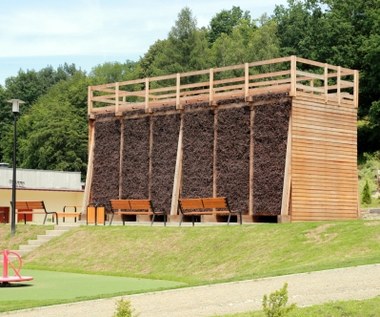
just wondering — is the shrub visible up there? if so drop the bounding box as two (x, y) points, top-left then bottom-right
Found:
(262, 283), (296, 317)
(362, 179), (372, 205)
(113, 298), (139, 317)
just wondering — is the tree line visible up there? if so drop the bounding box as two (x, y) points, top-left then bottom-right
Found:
(0, 0), (379, 177)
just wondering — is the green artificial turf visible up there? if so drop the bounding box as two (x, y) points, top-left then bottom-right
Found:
(0, 269), (184, 312)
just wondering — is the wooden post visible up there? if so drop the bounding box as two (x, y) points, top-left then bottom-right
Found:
(82, 118), (96, 214)
(145, 78), (150, 113)
(119, 118), (124, 199)
(87, 86), (94, 118)
(170, 113), (184, 216)
(280, 111), (292, 218)
(176, 73), (181, 109)
(337, 66), (341, 105)
(115, 82), (120, 116)
(209, 68), (214, 106)
(324, 64), (328, 103)
(290, 55), (297, 97)
(213, 109), (218, 198)
(249, 106), (255, 215)
(148, 115), (153, 200)
(244, 63), (249, 100)
(354, 70), (359, 108)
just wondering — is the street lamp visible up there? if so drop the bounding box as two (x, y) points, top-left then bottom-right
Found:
(7, 99), (25, 236)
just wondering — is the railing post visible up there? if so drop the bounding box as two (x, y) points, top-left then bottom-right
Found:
(337, 66), (341, 105)
(324, 63), (328, 103)
(176, 73), (181, 109)
(354, 70), (359, 108)
(290, 55), (297, 97)
(115, 82), (120, 116)
(145, 77), (150, 113)
(209, 68), (214, 106)
(87, 86), (93, 118)
(244, 63), (249, 100)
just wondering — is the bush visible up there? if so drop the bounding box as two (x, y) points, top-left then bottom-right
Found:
(113, 298), (139, 317)
(362, 179), (372, 205)
(262, 283), (296, 317)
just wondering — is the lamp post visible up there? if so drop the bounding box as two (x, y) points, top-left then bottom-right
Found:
(7, 99), (25, 236)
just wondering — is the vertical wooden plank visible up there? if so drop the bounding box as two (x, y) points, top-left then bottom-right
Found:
(148, 115), (153, 200)
(119, 118), (124, 199)
(145, 78), (150, 113)
(337, 66), (341, 105)
(354, 70), (359, 108)
(249, 106), (255, 215)
(87, 86), (93, 117)
(209, 68), (214, 105)
(281, 110), (292, 217)
(324, 64), (328, 103)
(244, 63), (249, 100)
(213, 109), (218, 198)
(170, 113), (184, 215)
(82, 118), (95, 214)
(176, 73), (181, 109)
(290, 55), (297, 97)
(115, 82), (120, 115)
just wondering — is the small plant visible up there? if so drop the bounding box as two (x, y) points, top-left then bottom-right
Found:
(361, 179), (372, 205)
(113, 298), (139, 317)
(262, 283), (296, 317)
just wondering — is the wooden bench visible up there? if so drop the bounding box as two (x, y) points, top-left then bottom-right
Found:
(109, 199), (167, 226)
(178, 197), (242, 226)
(13, 201), (58, 225)
(55, 205), (82, 223)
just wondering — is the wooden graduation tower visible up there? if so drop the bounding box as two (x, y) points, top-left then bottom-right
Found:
(85, 56), (359, 222)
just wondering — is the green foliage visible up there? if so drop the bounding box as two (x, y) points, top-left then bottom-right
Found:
(113, 298), (139, 317)
(361, 179), (372, 205)
(262, 283), (296, 317)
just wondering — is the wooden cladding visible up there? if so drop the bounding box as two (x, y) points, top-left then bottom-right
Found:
(88, 56), (358, 116)
(290, 96), (358, 221)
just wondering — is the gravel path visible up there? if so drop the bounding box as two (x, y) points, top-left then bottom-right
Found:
(2, 264), (380, 317)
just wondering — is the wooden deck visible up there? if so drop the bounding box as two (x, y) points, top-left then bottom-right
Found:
(88, 56), (358, 116)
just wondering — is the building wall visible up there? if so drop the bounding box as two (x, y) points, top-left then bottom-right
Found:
(0, 188), (84, 223)
(290, 96), (358, 220)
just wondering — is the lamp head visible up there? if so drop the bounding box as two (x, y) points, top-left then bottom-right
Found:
(7, 99), (25, 114)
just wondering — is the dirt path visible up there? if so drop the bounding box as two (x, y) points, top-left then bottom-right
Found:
(2, 264), (380, 317)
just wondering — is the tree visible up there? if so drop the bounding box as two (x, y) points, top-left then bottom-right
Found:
(208, 6), (252, 44)
(1, 72), (89, 176)
(89, 60), (138, 85)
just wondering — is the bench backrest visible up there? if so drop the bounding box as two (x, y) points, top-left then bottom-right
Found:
(179, 198), (203, 210)
(179, 197), (230, 211)
(14, 201), (46, 211)
(110, 199), (152, 211)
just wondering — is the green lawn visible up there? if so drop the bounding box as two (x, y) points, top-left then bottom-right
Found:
(1, 220), (380, 313)
(218, 296), (380, 317)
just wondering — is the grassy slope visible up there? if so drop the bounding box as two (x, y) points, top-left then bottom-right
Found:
(0, 224), (53, 250)
(22, 220), (380, 285)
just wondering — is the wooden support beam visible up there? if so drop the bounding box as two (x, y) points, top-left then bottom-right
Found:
(145, 78), (151, 113)
(82, 118), (96, 214)
(281, 111), (292, 217)
(87, 86), (93, 117)
(170, 113), (184, 215)
(115, 82), (121, 116)
(337, 66), (341, 106)
(119, 118), (124, 199)
(209, 68), (214, 106)
(213, 109), (218, 198)
(354, 70), (359, 108)
(244, 63), (249, 100)
(249, 106), (255, 215)
(324, 64), (328, 103)
(148, 115), (153, 200)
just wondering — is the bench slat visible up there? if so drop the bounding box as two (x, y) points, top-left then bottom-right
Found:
(179, 198), (204, 209)
(202, 197), (228, 209)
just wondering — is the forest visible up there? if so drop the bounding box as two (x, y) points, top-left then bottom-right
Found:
(0, 0), (379, 193)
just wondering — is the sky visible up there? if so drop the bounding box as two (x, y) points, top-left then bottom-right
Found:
(0, 0), (288, 86)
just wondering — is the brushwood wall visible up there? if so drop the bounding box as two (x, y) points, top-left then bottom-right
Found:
(89, 93), (292, 220)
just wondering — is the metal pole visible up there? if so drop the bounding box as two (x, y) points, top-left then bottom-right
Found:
(11, 112), (17, 236)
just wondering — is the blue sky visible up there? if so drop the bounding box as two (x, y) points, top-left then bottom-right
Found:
(0, 0), (288, 86)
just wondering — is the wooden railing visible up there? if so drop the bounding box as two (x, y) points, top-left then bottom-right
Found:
(88, 56), (359, 116)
